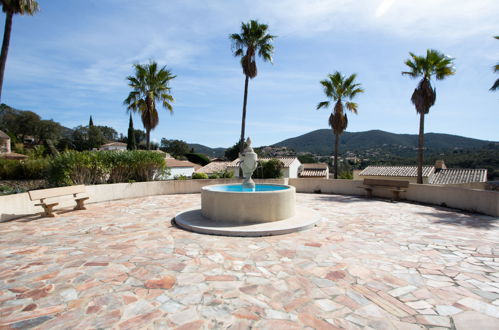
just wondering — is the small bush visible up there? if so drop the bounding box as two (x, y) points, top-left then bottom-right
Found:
(192, 172), (209, 179)
(208, 173), (219, 179)
(253, 159), (283, 179)
(174, 174), (187, 180)
(217, 170), (234, 178)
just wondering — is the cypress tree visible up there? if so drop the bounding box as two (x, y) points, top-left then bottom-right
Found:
(127, 113), (136, 150)
(89, 115), (94, 127)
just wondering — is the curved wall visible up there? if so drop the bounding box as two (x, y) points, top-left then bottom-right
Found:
(1, 178), (497, 221)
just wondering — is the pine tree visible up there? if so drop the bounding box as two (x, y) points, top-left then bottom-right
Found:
(127, 113), (136, 150)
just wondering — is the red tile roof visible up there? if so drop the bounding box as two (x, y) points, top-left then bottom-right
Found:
(0, 152), (28, 160)
(165, 158), (201, 169)
(359, 166), (434, 177)
(430, 168), (487, 184)
(196, 161), (231, 174)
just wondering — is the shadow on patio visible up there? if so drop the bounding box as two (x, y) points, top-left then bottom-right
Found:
(418, 210), (498, 230)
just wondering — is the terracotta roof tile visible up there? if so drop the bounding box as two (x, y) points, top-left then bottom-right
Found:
(101, 142), (127, 147)
(302, 163), (328, 169)
(430, 168), (488, 184)
(0, 152), (28, 160)
(359, 166), (434, 177)
(0, 130), (10, 139)
(165, 158), (199, 169)
(196, 161), (231, 174)
(299, 169), (328, 177)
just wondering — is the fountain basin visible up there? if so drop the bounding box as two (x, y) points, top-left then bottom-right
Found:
(201, 184), (296, 224)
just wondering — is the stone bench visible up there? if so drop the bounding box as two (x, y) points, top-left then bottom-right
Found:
(28, 185), (89, 217)
(359, 179), (409, 201)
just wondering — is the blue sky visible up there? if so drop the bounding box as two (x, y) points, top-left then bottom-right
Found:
(2, 0), (498, 148)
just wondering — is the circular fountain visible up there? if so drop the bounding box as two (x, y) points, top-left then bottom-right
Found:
(174, 138), (320, 236)
(201, 183), (296, 224)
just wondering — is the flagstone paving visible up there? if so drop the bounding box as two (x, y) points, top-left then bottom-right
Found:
(0, 193), (498, 329)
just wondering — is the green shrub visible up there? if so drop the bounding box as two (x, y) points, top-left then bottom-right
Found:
(48, 150), (167, 186)
(174, 174), (187, 180)
(208, 173), (219, 179)
(253, 159), (283, 179)
(219, 170), (234, 178)
(192, 172), (209, 179)
(0, 158), (49, 180)
(184, 153), (211, 166)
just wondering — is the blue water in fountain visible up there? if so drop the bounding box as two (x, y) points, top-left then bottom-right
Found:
(207, 184), (289, 192)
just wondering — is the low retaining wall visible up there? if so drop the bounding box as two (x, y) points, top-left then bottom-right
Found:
(1, 178), (497, 221)
(0, 179), (287, 221)
(288, 178), (499, 217)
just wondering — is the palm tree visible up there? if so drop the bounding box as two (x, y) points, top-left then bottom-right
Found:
(124, 61), (175, 150)
(0, 0), (39, 102)
(490, 36), (499, 91)
(317, 72), (364, 179)
(402, 49), (455, 184)
(230, 20), (276, 153)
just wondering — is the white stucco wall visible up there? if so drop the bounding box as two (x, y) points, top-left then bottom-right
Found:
(167, 167), (195, 179)
(287, 159), (301, 179)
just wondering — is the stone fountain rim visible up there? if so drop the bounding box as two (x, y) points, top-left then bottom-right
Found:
(202, 183), (295, 194)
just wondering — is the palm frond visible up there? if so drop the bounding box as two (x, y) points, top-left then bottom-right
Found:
(316, 101), (329, 110)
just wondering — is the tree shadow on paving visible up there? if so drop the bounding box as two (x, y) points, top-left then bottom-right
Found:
(417, 211), (498, 230)
(314, 194), (386, 204)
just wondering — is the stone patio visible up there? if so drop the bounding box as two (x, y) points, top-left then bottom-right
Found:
(0, 193), (498, 329)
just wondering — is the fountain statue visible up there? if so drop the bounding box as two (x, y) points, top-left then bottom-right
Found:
(174, 136), (320, 236)
(239, 137), (258, 189)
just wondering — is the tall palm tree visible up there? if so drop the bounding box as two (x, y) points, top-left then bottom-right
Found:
(0, 0), (39, 102)
(317, 72), (364, 179)
(124, 61), (175, 150)
(230, 20), (276, 153)
(490, 36), (499, 92)
(402, 49), (455, 184)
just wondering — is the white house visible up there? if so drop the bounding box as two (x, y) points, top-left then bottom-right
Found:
(100, 142), (127, 151)
(299, 163), (329, 179)
(0, 130), (11, 153)
(227, 157), (302, 178)
(165, 158), (200, 179)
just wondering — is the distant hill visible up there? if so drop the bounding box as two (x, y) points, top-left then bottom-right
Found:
(188, 143), (226, 158)
(272, 129), (495, 156)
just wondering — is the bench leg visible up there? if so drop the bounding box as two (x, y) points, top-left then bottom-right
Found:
(74, 197), (89, 211)
(42, 205), (57, 217)
(364, 188), (373, 198)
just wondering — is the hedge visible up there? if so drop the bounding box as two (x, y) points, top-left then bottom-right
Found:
(48, 150), (168, 186)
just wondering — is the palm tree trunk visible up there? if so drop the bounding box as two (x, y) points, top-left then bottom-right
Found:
(0, 12), (13, 102)
(146, 128), (151, 150)
(334, 132), (339, 179)
(239, 75), (249, 154)
(417, 112), (425, 184)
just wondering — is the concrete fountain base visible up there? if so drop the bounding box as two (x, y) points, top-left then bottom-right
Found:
(174, 206), (321, 237)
